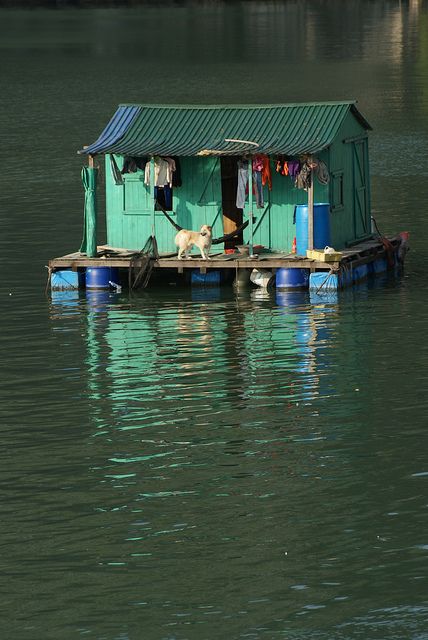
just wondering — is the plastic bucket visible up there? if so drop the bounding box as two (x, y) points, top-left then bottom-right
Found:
(295, 203), (331, 256)
(276, 267), (309, 289)
(85, 267), (120, 289)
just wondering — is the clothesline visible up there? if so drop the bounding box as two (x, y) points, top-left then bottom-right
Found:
(235, 153), (329, 209)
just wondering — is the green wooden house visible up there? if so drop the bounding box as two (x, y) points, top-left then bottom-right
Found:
(80, 102), (372, 256)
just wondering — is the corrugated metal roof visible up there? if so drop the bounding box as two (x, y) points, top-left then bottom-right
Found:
(80, 102), (371, 157)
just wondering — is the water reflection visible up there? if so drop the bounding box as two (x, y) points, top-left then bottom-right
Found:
(67, 286), (347, 446)
(45, 282), (427, 637)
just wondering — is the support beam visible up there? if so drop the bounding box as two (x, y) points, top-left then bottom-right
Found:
(150, 156), (155, 237)
(248, 158), (254, 255)
(308, 168), (314, 251)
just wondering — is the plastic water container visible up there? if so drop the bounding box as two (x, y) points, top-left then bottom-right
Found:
(309, 271), (339, 291)
(51, 269), (84, 290)
(276, 267), (309, 289)
(85, 267), (120, 289)
(295, 203), (331, 255)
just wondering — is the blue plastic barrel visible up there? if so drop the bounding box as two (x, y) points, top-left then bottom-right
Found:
(51, 269), (84, 290)
(191, 270), (221, 286)
(368, 257), (388, 275)
(352, 264), (368, 283)
(85, 267), (120, 289)
(276, 268), (309, 289)
(295, 203), (331, 256)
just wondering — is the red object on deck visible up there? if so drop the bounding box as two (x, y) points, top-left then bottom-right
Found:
(291, 237), (297, 253)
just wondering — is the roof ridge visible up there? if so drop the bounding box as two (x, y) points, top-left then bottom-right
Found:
(118, 101), (357, 109)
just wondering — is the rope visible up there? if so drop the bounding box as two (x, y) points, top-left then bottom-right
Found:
(155, 201), (182, 231)
(155, 199), (249, 244)
(315, 267), (340, 294)
(211, 220), (249, 244)
(371, 215), (395, 267)
(45, 266), (52, 294)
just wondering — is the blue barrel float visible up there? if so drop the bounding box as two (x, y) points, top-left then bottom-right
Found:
(276, 267), (309, 289)
(191, 270), (221, 286)
(295, 203), (331, 255)
(85, 266), (120, 289)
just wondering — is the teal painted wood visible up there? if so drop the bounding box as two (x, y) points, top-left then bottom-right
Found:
(328, 112), (371, 248)
(243, 159), (329, 252)
(351, 139), (370, 239)
(175, 157), (224, 254)
(105, 155), (224, 254)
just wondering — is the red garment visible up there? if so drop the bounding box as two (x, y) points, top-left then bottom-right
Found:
(261, 155), (272, 190)
(252, 155), (264, 172)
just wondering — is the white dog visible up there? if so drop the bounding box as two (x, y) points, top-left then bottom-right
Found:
(175, 224), (212, 260)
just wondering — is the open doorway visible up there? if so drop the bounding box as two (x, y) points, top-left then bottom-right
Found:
(220, 157), (243, 249)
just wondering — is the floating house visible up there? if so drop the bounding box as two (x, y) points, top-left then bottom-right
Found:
(50, 101), (407, 291)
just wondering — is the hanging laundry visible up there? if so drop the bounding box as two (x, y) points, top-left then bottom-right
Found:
(253, 170), (264, 208)
(287, 160), (301, 178)
(250, 157), (263, 208)
(261, 156), (272, 190)
(236, 159), (249, 209)
(252, 155), (264, 172)
(121, 156), (147, 174)
(295, 161), (312, 190)
(172, 157), (182, 187)
(144, 157), (175, 187)
(275, 157), (288, 176)
(314, 159), (330, 185)
(155, 185), (172, 210)
(165, 157), (176, 187)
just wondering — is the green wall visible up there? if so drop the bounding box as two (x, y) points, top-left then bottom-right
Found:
(246, 153), (329, 252)
(105, 156), (224, 254)
(328, 114), (371, 248)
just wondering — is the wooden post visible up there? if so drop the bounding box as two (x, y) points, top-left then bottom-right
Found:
(248, 158), (254, 255)
(150, 156), (155, 237)
(308, 166), (314, 251)
(88, 154), (95, 169)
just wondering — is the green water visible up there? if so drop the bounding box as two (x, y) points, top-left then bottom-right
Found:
(1, 3), (427, 639)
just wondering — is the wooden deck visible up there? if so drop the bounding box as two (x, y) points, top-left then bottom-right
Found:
(48, 236), (400, 274)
